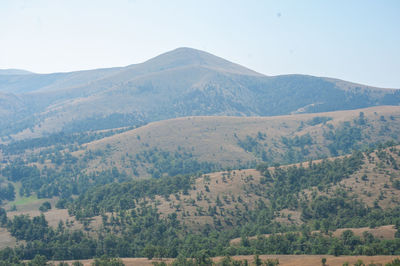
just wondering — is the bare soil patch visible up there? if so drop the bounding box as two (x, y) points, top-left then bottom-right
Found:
(0, 228), (17, 250)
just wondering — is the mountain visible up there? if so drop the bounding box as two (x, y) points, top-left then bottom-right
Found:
(0, 69), (33, 76)
(2, 48), (400, 265)
(0, 47), (399, 140)
(0, 48), (260, 95)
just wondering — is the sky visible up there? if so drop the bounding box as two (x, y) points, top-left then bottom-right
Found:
(1, 0), (399, 88)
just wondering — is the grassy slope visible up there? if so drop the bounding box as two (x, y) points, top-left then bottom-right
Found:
(75, 105), (400, 176)
(4, 105), (399, 178)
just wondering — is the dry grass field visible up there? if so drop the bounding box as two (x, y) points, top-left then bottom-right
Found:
(332, 225), (396, 240)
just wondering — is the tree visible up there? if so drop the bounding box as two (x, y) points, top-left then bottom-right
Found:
(194, 250), (212, 265)
(39, 201), (51, 212)
(353, 259), (365, 266)
(265, 259), (279, 266)
(28, 254), (47, 266)
(143, 244), (156, 260)
(254, 254), (262, 266)
(0, 208), (7, 226)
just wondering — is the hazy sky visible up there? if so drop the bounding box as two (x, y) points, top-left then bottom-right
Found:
(1, 0), (399, 88)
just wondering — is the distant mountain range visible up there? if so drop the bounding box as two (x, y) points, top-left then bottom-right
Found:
(0, 69), (33, 76)
(0, 47), (399, 140)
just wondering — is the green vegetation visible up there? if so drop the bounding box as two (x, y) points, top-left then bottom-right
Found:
(39, 202), (51, 212)
(69, 174), (194, 217)
(1, 158), (130, 199)
(136, 148), (219, 178)
(237, 132), (314, 164)
(386, 258), (400, 266)
(237, 135), (267, 162)
(0, 181), (15, 204)
(0, 127), (136, 156)
(62, 114), (144, 134)
(91, 256), (124, 266)
(231, 228), (400, 256)
(324, 121), (363, 156)
(281, 134), (313, 148)
(257, 151), (363, 210)
(307, 116), (332, 126)
(167, 254), (278, 266)
(10, 195), (38, 206)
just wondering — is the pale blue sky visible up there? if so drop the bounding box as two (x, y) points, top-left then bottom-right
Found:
(1, 0), (399, 88)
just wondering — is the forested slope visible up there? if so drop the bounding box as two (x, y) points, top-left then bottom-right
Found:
(1, 144), (400, 263)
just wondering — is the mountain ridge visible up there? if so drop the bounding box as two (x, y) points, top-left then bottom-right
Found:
(0, 69), (34, 76)
(0, 47), (400, 140)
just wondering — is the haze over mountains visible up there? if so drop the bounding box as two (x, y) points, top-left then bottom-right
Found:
(0, 47), (399, 140)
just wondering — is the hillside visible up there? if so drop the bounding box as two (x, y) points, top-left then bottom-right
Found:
(2, 144), (400, 261)
(120, 145), (400, 232)
(0, 106), (399, 205)
(1, 48), (400, 263)
(0, 47), (399, 140)
(1, 136), (400, 263)
(75, 105), (400, 177)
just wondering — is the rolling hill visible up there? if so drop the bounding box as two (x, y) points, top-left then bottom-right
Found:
(74, 105), (400, 177)
(110, 144), (400, 232)
(0, 105), (399, 209)
(3, 141), (399, 261)
(0, 47), (399, 140)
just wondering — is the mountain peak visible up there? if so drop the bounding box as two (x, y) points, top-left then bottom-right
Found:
(138, 47), (263, 76)
(167, 46), (207, 55)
